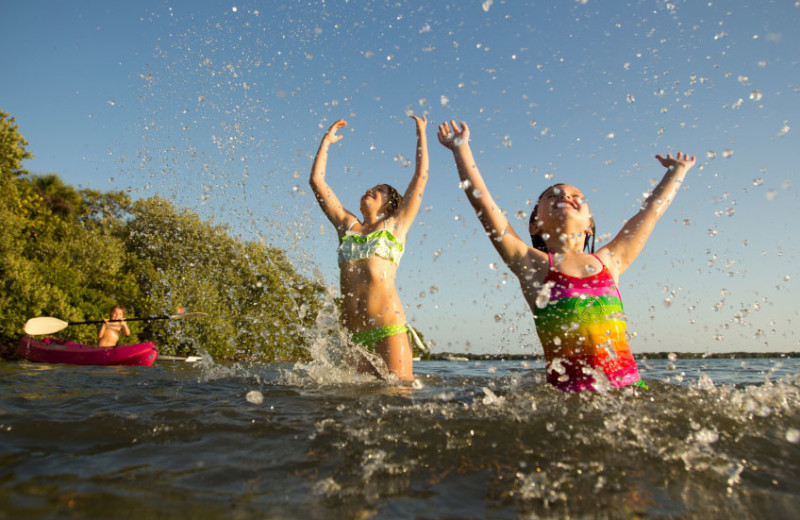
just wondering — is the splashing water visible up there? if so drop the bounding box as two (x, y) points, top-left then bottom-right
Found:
(283, 286), (388, 386)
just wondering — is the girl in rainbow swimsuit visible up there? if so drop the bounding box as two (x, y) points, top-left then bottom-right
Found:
(437, 120), (695, 391)
(310, 116), (429, 382)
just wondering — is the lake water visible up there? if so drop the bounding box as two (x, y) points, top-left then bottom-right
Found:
(1, 356), (798, 519)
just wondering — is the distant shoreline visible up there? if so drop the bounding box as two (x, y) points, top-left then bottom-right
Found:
(427, 351), (800, 361)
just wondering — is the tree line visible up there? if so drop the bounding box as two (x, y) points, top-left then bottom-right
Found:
(0, 110), (325, 361)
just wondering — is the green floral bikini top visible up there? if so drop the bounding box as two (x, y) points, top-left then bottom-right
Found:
(337, 221), (405, 265)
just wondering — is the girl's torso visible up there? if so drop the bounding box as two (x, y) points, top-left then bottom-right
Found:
(337, 220), (407, 332)
(523, 252), (641, 391)
(98, 323), (122, 347)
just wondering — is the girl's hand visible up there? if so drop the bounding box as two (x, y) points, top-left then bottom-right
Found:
(410, 114), (427, 134)
(437, 120), (469, 150)
(655, 152), (696, 170)
(322, 119), (347, 145)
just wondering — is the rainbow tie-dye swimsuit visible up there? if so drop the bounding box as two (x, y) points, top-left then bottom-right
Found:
(533, 254), (643, 392)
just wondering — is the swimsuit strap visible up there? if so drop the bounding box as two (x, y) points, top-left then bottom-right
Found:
(590, 253), (605, 268)
(547, 252), (554, 267)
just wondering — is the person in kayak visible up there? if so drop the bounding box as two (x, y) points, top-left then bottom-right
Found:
(98, 305), (130, 347)
(310, 115), (429, 382)
(437, 119), (696, 391)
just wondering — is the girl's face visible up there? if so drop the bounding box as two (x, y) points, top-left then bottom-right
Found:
(530, 184), (593, 236)
(110, 308), (125, 320)
(361, 185), (390, 213)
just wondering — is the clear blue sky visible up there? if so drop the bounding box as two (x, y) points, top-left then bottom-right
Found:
(2, 1), (798, 354)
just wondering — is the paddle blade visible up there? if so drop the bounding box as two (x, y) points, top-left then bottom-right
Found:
(24, 317), (69, 335)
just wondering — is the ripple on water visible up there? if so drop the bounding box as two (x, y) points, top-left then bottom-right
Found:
(0, 359), (798, 518)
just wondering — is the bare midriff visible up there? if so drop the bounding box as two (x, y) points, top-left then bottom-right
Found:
(339, 257), (406, 333)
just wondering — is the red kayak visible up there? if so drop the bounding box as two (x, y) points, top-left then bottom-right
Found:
(16, 337), (159, 366)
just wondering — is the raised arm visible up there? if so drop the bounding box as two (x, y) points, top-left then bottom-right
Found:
(390, 115), (429, 237)
(437, 120), (540, 273)
(600, 152), (696, 278)
(309, 119), (356, 234)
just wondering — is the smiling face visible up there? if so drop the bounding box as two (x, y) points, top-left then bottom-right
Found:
(360, 184), (401, 218)
(529, 184), (595, 249)
(361, 185), (390, 213)
(110, 306), (125, 320)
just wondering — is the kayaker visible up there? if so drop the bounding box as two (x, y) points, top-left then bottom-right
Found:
(98, 305), (130, 347)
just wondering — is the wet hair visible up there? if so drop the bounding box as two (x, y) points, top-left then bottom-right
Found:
(381, 184), (402, 216)
(529, 184), (596, 254)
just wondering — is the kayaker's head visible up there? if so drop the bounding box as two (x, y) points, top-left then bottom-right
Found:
(110, 305), (126, 321)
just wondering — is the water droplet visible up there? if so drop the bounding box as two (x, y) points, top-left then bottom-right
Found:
(472, 188), (483, 199)
(246, 390), (263, 405)
(393, 153), (411, 167)
(544, 172), (554, 180)
(489, 262), (497, 270)
(664, 298), (672, 308)
(694, 428), (719, 444)
(515, 210), (527, 220)
(786, 428), (800, 444)
(706, 150), (717, 160)
(626, 93), (636, 104)
(440, 95), (450, 106)
(749, 90), (763, 101)
(493, 314), (503, 322)
(752, 178), (764, 186)
(722, 149), (734, 159)
(458, 179), (472, 190)
(535, 282), (554, 309)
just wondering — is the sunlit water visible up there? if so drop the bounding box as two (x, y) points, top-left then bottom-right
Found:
(1, 355), (798, 519)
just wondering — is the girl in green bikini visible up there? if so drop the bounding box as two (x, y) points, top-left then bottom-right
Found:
(310, 115), (429, 382)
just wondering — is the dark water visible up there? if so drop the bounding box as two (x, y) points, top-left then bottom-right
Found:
(1, 356), (798, 519)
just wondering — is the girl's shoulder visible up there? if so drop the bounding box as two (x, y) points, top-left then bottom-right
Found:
(593, 248), (623, 281)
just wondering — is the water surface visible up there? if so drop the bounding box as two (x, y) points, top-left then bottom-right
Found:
(1, 357), (798, 518)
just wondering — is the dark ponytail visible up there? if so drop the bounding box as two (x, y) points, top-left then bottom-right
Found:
(382, 184), (402, 216)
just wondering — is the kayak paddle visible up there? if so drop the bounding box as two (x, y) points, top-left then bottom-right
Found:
(24, 313), (208, 335)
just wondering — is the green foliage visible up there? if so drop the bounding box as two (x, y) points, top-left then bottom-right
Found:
(124, 196), (324, 360)
(1, 109), (324, 362)
(0, 110), (32, 178)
